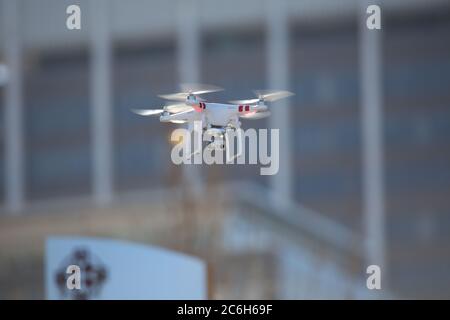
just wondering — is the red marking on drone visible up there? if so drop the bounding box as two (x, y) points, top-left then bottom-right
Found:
(239, 105), (250, 113)
(194, 102), (206, 112)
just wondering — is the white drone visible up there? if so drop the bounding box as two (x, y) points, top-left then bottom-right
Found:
(132, 83), (294, 149)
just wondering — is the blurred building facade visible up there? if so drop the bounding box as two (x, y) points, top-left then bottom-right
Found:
(1, 0), (450, 299)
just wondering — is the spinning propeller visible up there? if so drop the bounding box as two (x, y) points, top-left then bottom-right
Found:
(131, 102), (190, 117)
(158, 83), (223, 101)
(131, 83), (222, 117)
(229, 90), (294, 105)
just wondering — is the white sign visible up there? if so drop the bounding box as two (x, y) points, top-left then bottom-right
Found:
(46, 236), (206, 299)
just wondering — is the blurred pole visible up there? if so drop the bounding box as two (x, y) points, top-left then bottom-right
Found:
(0, 64), (9, 87)
(89, 0), (113, 206)
(176, 0), (203, 197)
(359, 1), (386, 279)
(267, 0), (292, 208)
(2, 0), (25, 214)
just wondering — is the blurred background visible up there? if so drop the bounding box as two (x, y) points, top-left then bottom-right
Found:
(0, 0), (450, 299)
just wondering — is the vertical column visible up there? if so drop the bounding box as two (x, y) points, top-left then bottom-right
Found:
(89, 0), (113, 206)
(2, 0), (25, 214)
(359, 1), (386, 279)
(267, 0), (292, 208)
(176, 0), (203, 197)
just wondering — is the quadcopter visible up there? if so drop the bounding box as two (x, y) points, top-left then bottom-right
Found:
(132, 83), (294, 150)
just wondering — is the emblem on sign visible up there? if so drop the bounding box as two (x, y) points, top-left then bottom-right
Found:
(55, 248), (108, 300)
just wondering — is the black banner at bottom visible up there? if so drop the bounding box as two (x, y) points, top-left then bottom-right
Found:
(0, 300), (437, 318)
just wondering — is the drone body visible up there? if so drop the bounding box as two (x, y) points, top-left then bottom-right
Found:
(159, 102), (268, 126)
(132, 84), (293, 149)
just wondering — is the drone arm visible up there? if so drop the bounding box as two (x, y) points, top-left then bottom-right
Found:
(239, 110), (271, 120)
(131, 109), (164, 116)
